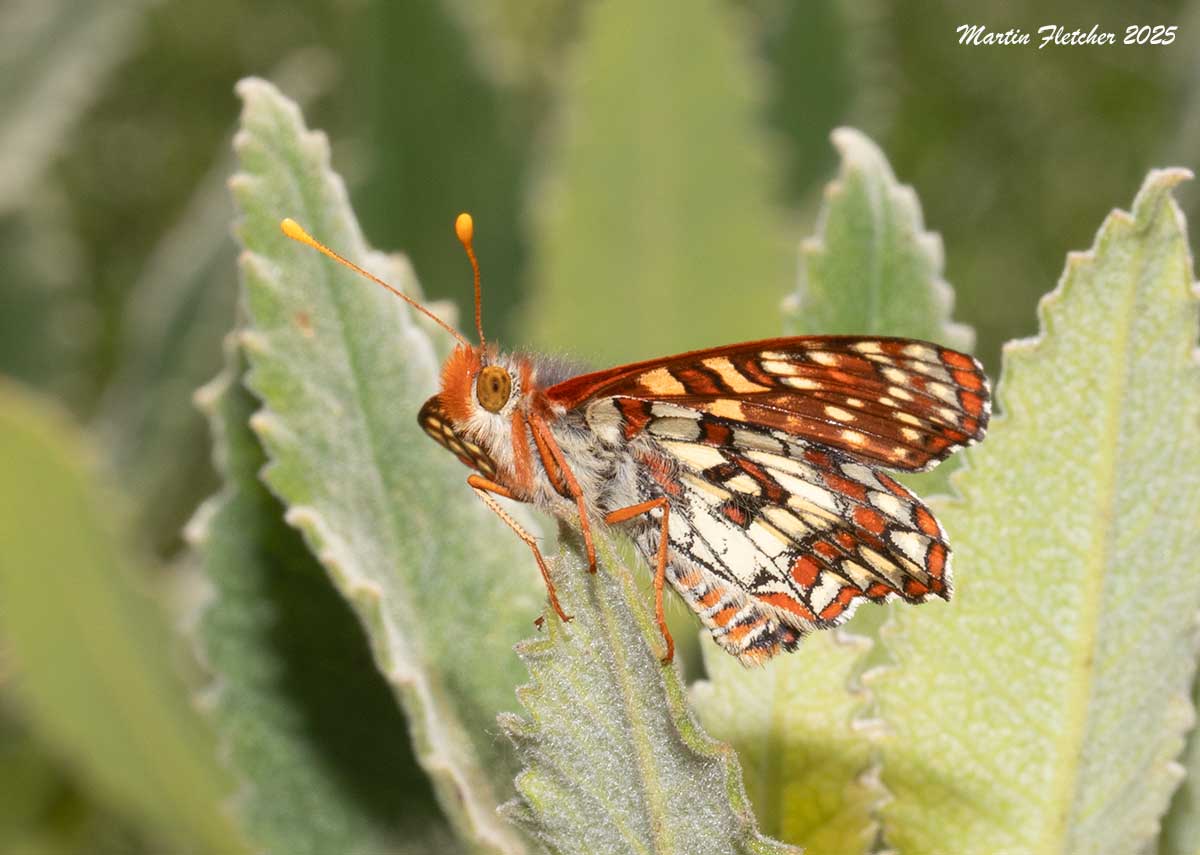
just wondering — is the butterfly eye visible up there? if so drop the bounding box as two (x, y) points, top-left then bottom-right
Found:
(476, 365), (512, 412)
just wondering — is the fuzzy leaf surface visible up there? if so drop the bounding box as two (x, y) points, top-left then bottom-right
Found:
(0, 381), (245, 855)
(230, 78), (543, 854)
(788, 127), (973, 350)
(871, 169), (1200, 855)
(1161, 671), (1200, 855)
(188, 340), (461, 855)
(501, 530), (798, 855)
(690, 632), (880, 853)
(525, 0), (790, 363)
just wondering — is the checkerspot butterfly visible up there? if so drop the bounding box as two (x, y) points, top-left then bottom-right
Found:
(281, 214), (990, 666)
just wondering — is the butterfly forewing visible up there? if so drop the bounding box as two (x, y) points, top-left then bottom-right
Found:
(548, 335), (990, 472)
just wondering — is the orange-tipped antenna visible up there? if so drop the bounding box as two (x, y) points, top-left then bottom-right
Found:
(454, 212), (486, 349)
(280, 218), (469, 348)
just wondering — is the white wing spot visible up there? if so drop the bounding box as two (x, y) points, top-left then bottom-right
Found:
(901, 427), (921, 443)
(926, 381), (959, 405)
(782, 376), (823, 391)
(746, 450), (815, 479)
(841, 429), (868, 446)
(882, 368), (908, 384)
(840, 462), (883, 489)
(761, 358), (798, 375)
(825, 406), (855, 422)
(889, 530), (929, 568)
(839, 559), (876, 589)
(775, 472), (840, 514)
(888, 385), (915, 402)
(895, 411), (922, 426)
(725, 474), (761, 496)
(861, 546), (899, 577)
(762, 507), (809, 540)
(733, 429), (784, 453)
(808, 573), (843, 612)
(869, 490), (909, 521)
(809, 351), (839, 366)
(746, 521), (787, 561)
(661, 440), (726, 470)
(649, 417), (703, 441)
(852, 341), (883, 355)
(846, 397), (866, 408)
(683, 474), (731, 505)
(649, 402), (703, 419)
(902, 343), (937, 361)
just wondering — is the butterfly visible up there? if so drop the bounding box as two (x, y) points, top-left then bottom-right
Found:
(280, 214), (990, 666)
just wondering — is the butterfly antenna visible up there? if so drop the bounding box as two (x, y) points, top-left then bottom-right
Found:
(454, 212), (486, 350)
(279, 219), (470, 348)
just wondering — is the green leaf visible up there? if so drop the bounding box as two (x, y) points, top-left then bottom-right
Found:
(871, 169), (1200, 855)
(0, 1), (147, 212)
(0, 704), (154, 855)
(788, 127), (972, 350)
(0, 380), (246, 855)
(230, 77), (543, 853)
(440, 0), (582, 93)
(187, 338), (462, 855)
(0, 192), (92, 411)
(93, 55), (336, 555)
(93, 157), (236, 554)
(501, 530), (799, 855)
(1161, 676), (1200, 855)
(690, 632), (881, 853)
(525, 0), (791, 363)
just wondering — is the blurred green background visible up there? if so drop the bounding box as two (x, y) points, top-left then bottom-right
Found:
(2, 0), (1197, 851)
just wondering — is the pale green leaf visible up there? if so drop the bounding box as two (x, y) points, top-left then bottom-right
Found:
(1161, 673), (1200, 855)
(0, 380), (246, 855)
(501, 530), (799, 855)
(0, 190), (92, 410)
(0, 0), (147, 212)
(871, 169), (1200, 855)
(230, 77), (543, 853)
(94, 156), (236, 553)
(788, 127), (972, 350)
(690, 632), (881, 853)
(93, 55), (337, 554)
(0, 705), (152, 855)
(186, 338), (461, 855)
(525, 0), (791, 363)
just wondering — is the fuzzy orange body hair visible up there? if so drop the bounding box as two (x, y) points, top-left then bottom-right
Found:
(438, 345), (483, 423)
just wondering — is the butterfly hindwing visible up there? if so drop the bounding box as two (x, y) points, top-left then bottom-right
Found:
(611, 403), (953, 664)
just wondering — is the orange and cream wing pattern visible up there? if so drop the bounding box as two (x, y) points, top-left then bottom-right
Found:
(548, 335), (990, 472)
(629, 412), (953, 664)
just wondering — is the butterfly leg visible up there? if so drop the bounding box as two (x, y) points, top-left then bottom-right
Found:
(528, 414), (598, 574)
(467, 474), (572, 624)
(604, 498), (674, 664)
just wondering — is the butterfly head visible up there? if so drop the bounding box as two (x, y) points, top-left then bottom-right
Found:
(279, 213), (518, 479)
(419, 344), (528, 478)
